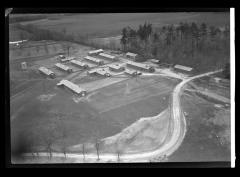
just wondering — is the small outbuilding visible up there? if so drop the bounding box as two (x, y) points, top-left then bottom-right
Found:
(126, 52), (138, 60)
(88, 49), (104, 56)
(21, 62), (27, 70)
(149, 59), (160, 64)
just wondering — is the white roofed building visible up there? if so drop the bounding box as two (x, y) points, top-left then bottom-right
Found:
(84, 56), (104, 65)
(124, 69), (139, 76)
(38, 67), (56, 78)
(57, 79), (87, 96)
(149, 59), (160, 64)
(98, 53), (117, 61)
(88, 49), (104, 56)
(126, 61), (155, 73)
(108, 63), (125, 72)
(60, 56), (75, 63)
(126, 52), (138, 60)
(87, 68), (111, 77)
(70, 60), (89, 69)
(174, 64), (193, 72)
(55, 63), (73, 73)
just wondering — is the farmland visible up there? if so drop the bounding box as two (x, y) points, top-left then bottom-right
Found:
(13, 13), (229, 38)
(9, 12), (231, 163)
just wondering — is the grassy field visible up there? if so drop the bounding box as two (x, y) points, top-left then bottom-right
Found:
(10, 74), (178, 153)
(13, 12), (230, 39)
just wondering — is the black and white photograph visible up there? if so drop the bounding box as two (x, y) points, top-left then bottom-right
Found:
(6, 8), (235, 167)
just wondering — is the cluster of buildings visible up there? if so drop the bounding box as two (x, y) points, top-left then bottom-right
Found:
(37, 48), (194, 96)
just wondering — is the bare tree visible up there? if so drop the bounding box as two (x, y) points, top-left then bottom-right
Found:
(42, 118), (59, 159)
(115, 140), (123, 162)
(62, 42), (71, 56)
(81, 143), (86, 161)
(95, 138), (100, 161)
(53, 112), (69, 159)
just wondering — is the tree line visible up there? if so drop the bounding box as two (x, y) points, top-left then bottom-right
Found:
(9, 15), (47, 24)
(12, 22), (230, 77)
(120, 22), (230, 74)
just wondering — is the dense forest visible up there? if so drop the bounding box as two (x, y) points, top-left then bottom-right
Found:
(120, 22), (230, 74)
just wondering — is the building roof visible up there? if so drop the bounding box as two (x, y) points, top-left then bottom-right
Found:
(70, 60), (88, 67)
(39, 67), (55, 75)
(88, 68), (110, 76)
(174, 64), (193, 72)
(126, 61), (151, 70)
(61, 57), (75, 62)
(55, 63), (72, 71)
(9, 40), (27, 44)
(57, 80), (86, 94)
(126, 52), (138, 57)
(108, 63), (124, 70)
(150, 59), (159, 63)
(99, 53), (116, 60)
(88, 49), (104, 55)
(125, 69), (137, 75)
(84, 56), (102, 63)
(96, 69), (110, 76)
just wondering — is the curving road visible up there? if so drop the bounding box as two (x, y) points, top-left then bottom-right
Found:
(23, 70), (222, 163)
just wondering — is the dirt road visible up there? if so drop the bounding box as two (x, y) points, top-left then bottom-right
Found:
(22, 70), (222, 163)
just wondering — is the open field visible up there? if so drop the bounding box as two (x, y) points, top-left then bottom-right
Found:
(11, 71), (179, 153)
(191, 75), (230, 99)
(15, 13), (229, 39)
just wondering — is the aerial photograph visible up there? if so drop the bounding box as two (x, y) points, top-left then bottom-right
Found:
(9, 10), (232, 164)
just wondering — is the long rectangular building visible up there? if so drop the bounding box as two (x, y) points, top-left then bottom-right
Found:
(88, 68), (111, 77)
(57, 79), (87, 96)
(174, 64), (193, 72)
(108, 63), (125, 72)
(70, 60), (89, 69)
(60, 56), (75, 63)
(124, 69), (139, 76)
(99, 53), (117, 61)
(38, 67), (55, 78)
(126, 61), (155, 73)
(55, 63), (73, 73)
(84, 56), (104, 65)
(88, 49), (104, 56)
